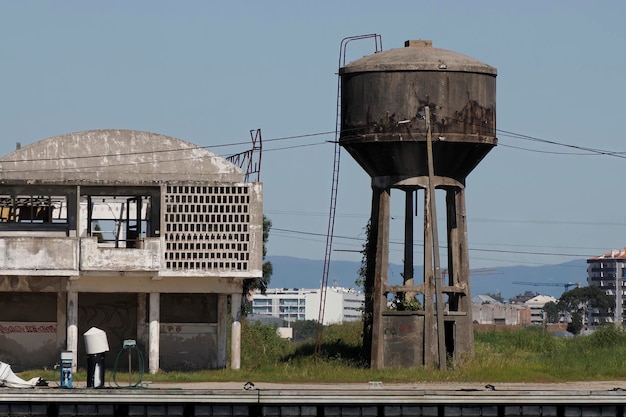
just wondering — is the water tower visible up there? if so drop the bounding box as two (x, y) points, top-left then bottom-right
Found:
(339, 40), (496, 369)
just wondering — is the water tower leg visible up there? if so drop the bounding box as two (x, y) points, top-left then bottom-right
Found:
(369, 186), (390, 370)
(456, 187), (474, 356)
(445, 187), (474, 361)
(404, 190), (414, 293)
(422, 187), (437, 368)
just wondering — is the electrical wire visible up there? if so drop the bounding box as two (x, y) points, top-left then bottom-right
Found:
(270, 227), (596, 259)
(1, 121), (623, 173)
(2, 123), (624, 262)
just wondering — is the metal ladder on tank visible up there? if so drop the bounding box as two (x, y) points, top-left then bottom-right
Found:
(314, 34), (383, 357)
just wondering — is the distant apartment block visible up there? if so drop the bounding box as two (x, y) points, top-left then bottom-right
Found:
(252, 286), (364, 325)
(471, 295), (530, 325)
(587, 248), (626, 326)
(524, 294), (557, 325)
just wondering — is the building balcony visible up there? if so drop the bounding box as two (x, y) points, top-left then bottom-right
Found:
(0, 235), (162, 275)
(80, 237), (161, 272)
(0, 235), (79, 276)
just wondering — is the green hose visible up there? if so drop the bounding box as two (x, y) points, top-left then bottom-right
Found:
(111, 340), (145, 388)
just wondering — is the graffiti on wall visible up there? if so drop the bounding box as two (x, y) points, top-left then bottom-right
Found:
(384, 322), (415, 337)
(0, 323), (56, 333)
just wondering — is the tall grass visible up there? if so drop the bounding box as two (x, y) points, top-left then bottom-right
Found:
(18, 323), (626, 384)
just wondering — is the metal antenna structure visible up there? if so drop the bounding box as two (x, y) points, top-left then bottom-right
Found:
(314, 34), (382, 357)
(226, 129), (263, 182)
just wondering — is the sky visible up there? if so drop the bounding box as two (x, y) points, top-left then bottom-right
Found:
(2, 1), (626, 280)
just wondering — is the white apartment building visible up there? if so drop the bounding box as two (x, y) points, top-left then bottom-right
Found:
(587, 248), (626, 326)
(525, 295), (558, 325)
(252, 286), (364, 325)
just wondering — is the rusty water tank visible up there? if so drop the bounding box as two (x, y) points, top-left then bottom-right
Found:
(339, 40), (497, 183)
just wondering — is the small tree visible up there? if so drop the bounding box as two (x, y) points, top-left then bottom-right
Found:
(557, 286), (614, 334)
(241, 215), (273, 316)
(543, 301), (560, 324)
(291, 319), (319, 342)
(358, 219), (374, 365)
(486, 291), (505, 304)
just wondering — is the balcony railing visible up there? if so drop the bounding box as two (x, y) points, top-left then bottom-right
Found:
(0, 236), (78, 275)
(80, 237), (161, 272)
(0, 235), (162, 275)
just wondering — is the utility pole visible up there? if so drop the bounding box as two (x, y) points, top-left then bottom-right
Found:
(425, 106), (446, 370)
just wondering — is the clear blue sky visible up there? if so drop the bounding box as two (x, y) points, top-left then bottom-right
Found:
(2, 1), (626, 273)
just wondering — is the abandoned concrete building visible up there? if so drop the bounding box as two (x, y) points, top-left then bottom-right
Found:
(0, 129), (263, 373)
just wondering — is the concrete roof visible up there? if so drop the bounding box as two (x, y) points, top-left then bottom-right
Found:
(525, 294), (558, 306)
(472, 294), (503, 305)
(0, 129), (243, 185)
(341, 40), (497, 75)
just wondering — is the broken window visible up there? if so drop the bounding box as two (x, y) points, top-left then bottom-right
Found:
(0, 195), (67, 224)
(81, 187), (160, 249)
(0, 186), (73, 235)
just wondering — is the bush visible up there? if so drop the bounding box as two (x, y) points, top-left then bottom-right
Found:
(241, 321), (292, 369)
(475, 327), (559, 355)
(577, 325), (626, 349)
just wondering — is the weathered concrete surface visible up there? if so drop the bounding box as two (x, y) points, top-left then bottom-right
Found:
(0, 237), (78, 274)
(0, 130), (243, 184)
(143, 380), (626, 392)
(79, 237), (161, 272)
(3, 381), (626, 417)
(0, 129), (264, 374)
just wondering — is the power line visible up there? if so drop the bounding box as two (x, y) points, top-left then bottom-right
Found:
(265, 209), (626, 229)
(498, 143), (602, 156)
(3, 121), (625, 172)
(270, 227), (595, 258)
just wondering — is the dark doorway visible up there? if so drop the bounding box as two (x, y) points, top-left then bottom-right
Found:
(77, 293), (138, 369)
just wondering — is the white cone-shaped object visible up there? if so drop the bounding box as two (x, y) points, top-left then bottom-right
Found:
(0, 361), (40, 388)
(84, 327), (109, 354)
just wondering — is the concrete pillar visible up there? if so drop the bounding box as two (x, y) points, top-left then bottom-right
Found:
(370, 186), (390, 370)
(404, 190), (415, 292)
(148, 292), (160, 374)
(66, 291), (78, 372)
(56, 292), (67, 354)
(230, 294), (242, 370)
(422, 186), (437, 368)
(455, 187), (474, 356)
(446, 189), (460, 310)
(136, 293), (147, 350)
(217, 294), (228, 367)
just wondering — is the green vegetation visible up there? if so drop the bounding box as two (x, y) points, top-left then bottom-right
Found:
(20, 322), (626, 385)
(557, 286), (614, 334)
(242, 215), (273, 315)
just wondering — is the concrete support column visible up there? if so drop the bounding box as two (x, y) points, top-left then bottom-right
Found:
(230, 294), (242, 370)
(423, 187), (437, 368)
(455, 187), (474, 355)
(217, 294), (228, 367)
(56, 292), (67, 354)
(148, 292), (160, 374)
(137, 293), (147, 351)
(446, 189), (460, 310)
(66, 291), (78, 372)
(404, 190), (415, 293)
(370, 186), (390, 370)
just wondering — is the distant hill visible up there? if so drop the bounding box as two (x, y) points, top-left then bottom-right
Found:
(265, 255), (588, 301)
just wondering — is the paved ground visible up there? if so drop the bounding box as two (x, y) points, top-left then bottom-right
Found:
(121, 380), (626, 392)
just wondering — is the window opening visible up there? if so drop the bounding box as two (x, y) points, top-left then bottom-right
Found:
(83, 194), (153, 248)
(0, 194), (67, 224)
